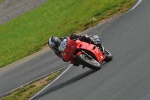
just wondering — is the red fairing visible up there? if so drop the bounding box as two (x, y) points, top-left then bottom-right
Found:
(61, 37), (79, 62)
(61, 37), (106, 63)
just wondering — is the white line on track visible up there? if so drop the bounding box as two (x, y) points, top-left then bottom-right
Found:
(29, 64), (72, 100)
(127, 0), (142, 12)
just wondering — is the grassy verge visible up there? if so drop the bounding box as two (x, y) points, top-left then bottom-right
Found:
(0, 0), (4, 3)
(0, 0), (135, 68)
(0, 71), (60, 100)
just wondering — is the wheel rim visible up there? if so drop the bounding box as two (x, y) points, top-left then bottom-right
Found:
(82, 54), (100, 66)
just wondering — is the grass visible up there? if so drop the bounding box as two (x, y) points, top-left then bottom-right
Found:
(0, 0), (4, 3)
(0, 0), (135, 68)
(0, 71), (60, 100)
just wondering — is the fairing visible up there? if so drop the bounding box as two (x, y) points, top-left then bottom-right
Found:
(61, 37), (105, 63)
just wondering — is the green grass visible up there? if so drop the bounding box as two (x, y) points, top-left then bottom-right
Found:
(0, 0), (4, 3)
(0, 0), (135, 68)
(0, 71), (60, 100)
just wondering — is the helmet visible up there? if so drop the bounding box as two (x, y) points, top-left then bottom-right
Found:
(48, 36), (61, 51)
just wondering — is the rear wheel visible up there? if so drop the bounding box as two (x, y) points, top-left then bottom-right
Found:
(77, 53), (101, 70)
(104, 50), (113, 62)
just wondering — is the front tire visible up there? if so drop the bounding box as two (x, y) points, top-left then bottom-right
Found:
(77, 53), (101, 70)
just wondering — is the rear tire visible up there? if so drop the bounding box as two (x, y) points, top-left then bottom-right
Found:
(104, 50), (113, 62)
(77, 53), (101, 70)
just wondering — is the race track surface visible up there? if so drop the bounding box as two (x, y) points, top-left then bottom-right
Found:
(0, 48), (67, 96)
(1, 0), (150, 100)
(30, 0), (150, 100)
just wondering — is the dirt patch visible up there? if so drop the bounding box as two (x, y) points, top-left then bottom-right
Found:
(0, 0), (46, 25)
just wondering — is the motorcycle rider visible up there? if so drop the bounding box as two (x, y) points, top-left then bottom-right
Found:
(48, 34), (103, 66)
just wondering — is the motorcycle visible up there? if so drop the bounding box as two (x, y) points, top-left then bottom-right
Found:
(59, 36), (113, 70)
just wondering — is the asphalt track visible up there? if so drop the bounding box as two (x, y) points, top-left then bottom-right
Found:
(29, 0), (150, 100)
(1, 0), (150, 100)
(0, 48), (69, 96)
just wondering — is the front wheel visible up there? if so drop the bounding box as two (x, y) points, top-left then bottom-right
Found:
(77, 53), (101, 70)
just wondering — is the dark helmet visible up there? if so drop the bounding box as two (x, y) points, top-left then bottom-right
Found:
(48, 36), (61, 51)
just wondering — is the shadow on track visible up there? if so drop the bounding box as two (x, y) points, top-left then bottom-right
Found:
(33, 70), (96, 100)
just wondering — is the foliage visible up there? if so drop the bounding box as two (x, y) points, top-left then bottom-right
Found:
(0, 0), (135, 68)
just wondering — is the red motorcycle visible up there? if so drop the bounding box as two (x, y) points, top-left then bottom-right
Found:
(59, 37), (113, 70)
